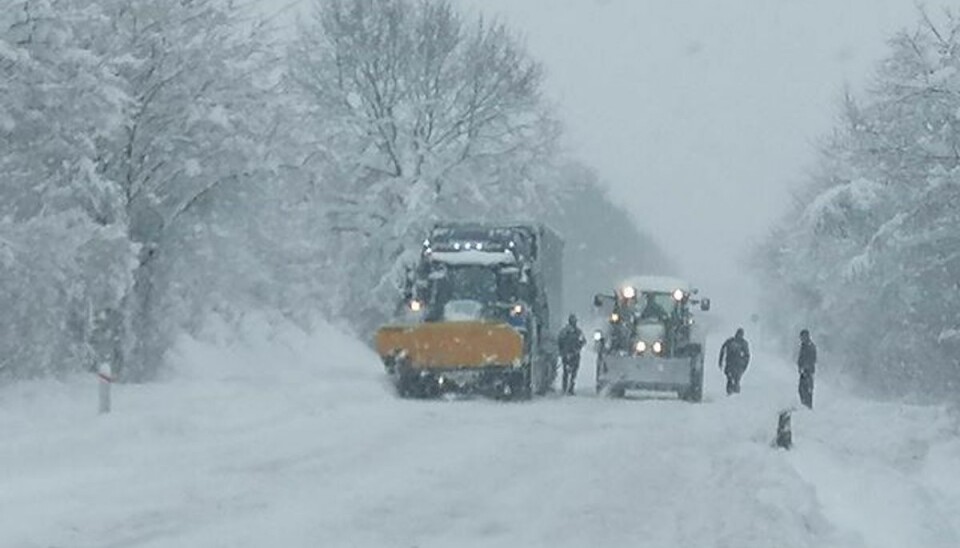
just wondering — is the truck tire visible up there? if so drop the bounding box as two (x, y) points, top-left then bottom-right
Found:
(513, 367), (533, 400)
(680, 356), (704, 403)
(595, 355), (608, 395)
(395, 359), (413, 398)
(684, 376), (703, 403)
(395, 358), (430, 399)
(397, 374), (414, 398)
(535, 352), (555, 395)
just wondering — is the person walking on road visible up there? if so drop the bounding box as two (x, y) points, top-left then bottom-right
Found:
(718, 327), (750, 395)
(797, 329), (817, 409)
(558, 314), (587, 395)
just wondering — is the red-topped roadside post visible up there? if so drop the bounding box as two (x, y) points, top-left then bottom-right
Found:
(98, 362), (113, 414)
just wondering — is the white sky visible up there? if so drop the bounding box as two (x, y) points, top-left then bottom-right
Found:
(451, 0), (928, 317)
(261, 0), (925, 319)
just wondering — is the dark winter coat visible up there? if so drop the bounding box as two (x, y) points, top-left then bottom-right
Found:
(719, 336), (750, 370)
(558, 325), (586, 356)
(798, 340), (817, 374)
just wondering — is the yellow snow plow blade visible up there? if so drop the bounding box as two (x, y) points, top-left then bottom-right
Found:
(375, 322), (524, 369)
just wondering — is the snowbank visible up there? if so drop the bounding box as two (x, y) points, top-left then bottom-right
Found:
(0, 318), (957, 547)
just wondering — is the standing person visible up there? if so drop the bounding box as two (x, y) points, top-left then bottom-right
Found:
(797, 329), (817, 409)
(558, 314), (587, 395)
(718, 327), (751, 395)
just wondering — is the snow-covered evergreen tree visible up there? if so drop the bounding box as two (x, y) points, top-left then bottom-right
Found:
(757, 7), (960, 398)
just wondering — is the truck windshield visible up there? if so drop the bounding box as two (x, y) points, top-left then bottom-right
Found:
(622, 292), (676, 321)
(433, 265), (498, 305)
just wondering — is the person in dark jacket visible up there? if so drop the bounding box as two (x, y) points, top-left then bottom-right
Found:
(797, 329), (817, 409)
(558, 314), (587, 395)
(718, 327), (750, 395)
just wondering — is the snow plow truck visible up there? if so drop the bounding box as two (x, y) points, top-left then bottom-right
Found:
(592, 276), (710, 402)
(375, 222), (563, 399)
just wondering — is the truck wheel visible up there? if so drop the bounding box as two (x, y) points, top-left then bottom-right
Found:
(512, 368), (533, 400)
(395, 359), (429, 399)
(595, 355), (608, 394)
(690, 376), (703, 402)
(395, 359), (413, 398)
(497, 368), (530, 401)
(681, 382), (703, 403)
(534, 353), (555, 396)
(682, 363), (704, 403)
(397, 375), (413, 398)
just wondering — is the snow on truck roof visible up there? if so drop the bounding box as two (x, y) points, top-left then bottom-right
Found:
(428, 250), (516, 266)
(619, 275), (691, 294)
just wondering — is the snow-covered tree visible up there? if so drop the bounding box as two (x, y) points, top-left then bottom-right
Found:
(0, 0), (669, 382)
(72, 0), (296, 379)
(289, 0), (560, 334)
(757, 7), (960, 399)
(0, 1), (128, 224)
(0, 1), (135, 379)
(1, 0), (327, 380)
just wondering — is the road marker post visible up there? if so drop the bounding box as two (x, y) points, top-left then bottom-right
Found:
(775, 408), (792, 449)
(97, 362), (113, 414)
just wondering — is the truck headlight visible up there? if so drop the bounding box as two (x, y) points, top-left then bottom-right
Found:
(610, 312), (620, 323)
(621, 286), (636, 299)
(409, 300), (423, 312)
(593, 330), (603, 342)
(510, 303), (523, 316)
(673, 289), (685, 302)
(652, 340), (663, 354)
(635, 340), (647, 354)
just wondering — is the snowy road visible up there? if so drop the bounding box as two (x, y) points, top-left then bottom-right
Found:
(2, 317), (958, 547)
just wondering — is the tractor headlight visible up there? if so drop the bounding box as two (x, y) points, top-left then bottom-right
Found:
(652, 340), (663, 354)
(673, 288), (685, 302)
(593, 330), (603, 342)
(409, 299), (423, 312)
(510, 303), (524, 316)
(635, 340), (647, 354)
(621, 286), (636, 300)
(610, 312), (620, 323)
